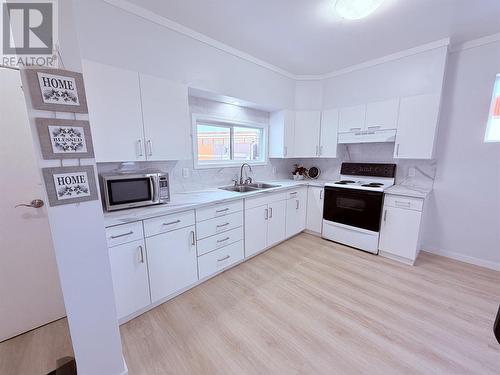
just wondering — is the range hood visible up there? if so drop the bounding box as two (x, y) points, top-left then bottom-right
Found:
(338, 129), (396, 144)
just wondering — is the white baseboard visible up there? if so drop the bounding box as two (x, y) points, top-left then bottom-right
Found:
(423, 248), (500, 271)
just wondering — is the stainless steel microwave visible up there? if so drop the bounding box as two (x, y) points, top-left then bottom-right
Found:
(101, 171), (170, 211)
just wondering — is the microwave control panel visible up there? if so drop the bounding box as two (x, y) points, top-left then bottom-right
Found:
(159, 176), (170, 202)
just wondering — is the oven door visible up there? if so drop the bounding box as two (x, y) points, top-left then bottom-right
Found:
(323, 186), (384, 232)
(104, 175), (159, 211)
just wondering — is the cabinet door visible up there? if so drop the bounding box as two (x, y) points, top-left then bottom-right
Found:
(244, 205), (268, 258)
(379, 206), (422, 261)
(83, 60), (145, 162)
(140, 74), (191, 161)
(306, 187), (324, 233)
(267, 200), (286, 247)
(338, 105), (366, 133)
(286, 190), (307, 238)
(269, 110), (295, 158)
(319, 109), (339, 158)
(293, 111), (321, 157)
(394, 93), (441, 159)
(146, 225), (198, 303)
(108, 239), (150, 319)
(365, 98), (400, 131)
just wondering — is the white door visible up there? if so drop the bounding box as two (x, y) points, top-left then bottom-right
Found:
(293, 111), (321, 157)
(146, 225), (198, 303)
(319, 109), (339, 157)
(140, 74), (191, 161)
(244, 205), (269, 257)
(394, 93), (441, 159)
(108, 239), (150, 319)
(83, 60), (145, 162)
(267, 200), (286, 247)
(338, 105), (366, 133)
(0, 68), (65, 342)
(306, 187), (324, 233)
(286, 193), (307, 238)
(379, 206), (422, 260)
(365, 98), (400, 131)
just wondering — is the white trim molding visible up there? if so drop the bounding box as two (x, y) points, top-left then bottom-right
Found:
(449, 32), (500, 53)
(422, 248), (500, 271)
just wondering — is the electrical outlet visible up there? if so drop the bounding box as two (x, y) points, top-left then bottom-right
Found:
(182, 168), (190, 178)
(408, 167), (416, 177)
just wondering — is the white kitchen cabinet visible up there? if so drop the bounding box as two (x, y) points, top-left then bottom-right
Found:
(146, 225), (198, 303)
(319, 109), (339, 158)
(306, 186), (324, 234)
(293, 111), (322, 157)
(394, 93), (441, 159)
(379, 195), (424, 265)
(267, 199), (287, 247)
(108, 239), (150, 320)
(365, 98), (400, 131)
(139, 73), (191, 161)
(269, 110), (295, 158)
(244, 204), (269, 258)
(338, 105), (366, 133)
(83, 60), (145, 162)
(285, 188), (307, 237)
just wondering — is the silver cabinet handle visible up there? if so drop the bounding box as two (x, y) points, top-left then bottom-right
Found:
(138, 245), (144, 263)
(319, 145), (323, 156)
(217, 237), (230, 243)
(190, 230), (196, 246)
(147, 140), (153, 156)
(269, 207), (273, 219)
(216, 222), (230, 228)
(320, 190), (323, 200)
(110, 230), (133, 239)
(217, 255), (230, 262)
(216, 208), (229, 213)
(163, 219), (181, 226)
(395, 200), (411, 207)
(350, 127), (362, 131)
(367, 125), (381, 130)
(383, 210), (387, 222)
(15, 199), (44, 208)
(265, 208), (269, 220)
(137, 139), (143, 157)
(315, 145), (319, 156)
(396, 143), (400, 156)
(289, 192), (298, 197)
(296, 200), (299, 210)
(284, 146), (288, 156)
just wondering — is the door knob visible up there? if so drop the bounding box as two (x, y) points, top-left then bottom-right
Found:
(15, 199), (44, 208)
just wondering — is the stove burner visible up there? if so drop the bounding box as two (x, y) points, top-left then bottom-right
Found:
(335, 180), (355, 185)
(362, 183), (384, 188)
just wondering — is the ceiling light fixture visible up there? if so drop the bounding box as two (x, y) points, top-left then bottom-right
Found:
(334, 0), (385, 20)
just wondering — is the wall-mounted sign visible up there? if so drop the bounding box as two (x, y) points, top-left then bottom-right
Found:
(36, 118), (95, 159)
(25, 68), (88, 113)
(42, 166), (98, 206)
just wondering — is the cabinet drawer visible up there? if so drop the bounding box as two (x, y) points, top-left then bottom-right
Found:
(286, 187), (307, 201)
(384, 195), (423, 212)
(143, 210), (195, 237)
(106, 221), (144, 247)
(197, 227), (244, 256)
(198, 241), (244, 280)
(196, 211), (243, 240)
(196, 200), (243, 222)
(245, 191), (287, 209)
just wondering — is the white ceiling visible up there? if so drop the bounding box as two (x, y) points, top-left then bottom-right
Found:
(125, 0), (500, 75)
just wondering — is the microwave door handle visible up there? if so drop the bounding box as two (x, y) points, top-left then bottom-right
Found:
(150, 176), (159, 203)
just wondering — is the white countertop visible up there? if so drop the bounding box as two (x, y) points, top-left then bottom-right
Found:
(385, 184), (432, 199)
(103, 179), (328, 227)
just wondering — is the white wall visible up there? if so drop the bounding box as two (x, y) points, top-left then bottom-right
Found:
(422, 41), (500, 269)
(73, 0), (295, 110)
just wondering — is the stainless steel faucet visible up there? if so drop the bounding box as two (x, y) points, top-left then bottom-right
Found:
(239, 163), (253, 185)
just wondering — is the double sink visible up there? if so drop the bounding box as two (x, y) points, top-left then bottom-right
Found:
(219, 182), (281, 193)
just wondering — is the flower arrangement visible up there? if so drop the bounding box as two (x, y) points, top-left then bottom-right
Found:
(292, 164), (308, 180)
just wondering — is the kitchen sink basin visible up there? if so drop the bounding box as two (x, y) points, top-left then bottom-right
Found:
(219, 182), (281, 193)
(246, 183), (281, 189)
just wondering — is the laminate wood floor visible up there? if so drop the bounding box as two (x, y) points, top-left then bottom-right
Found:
(121, 233), (500, 375)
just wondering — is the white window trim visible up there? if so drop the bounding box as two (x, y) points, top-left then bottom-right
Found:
(192, 113), (269, 169)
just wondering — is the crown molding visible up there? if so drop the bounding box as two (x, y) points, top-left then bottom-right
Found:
(449, 32), (500, 53)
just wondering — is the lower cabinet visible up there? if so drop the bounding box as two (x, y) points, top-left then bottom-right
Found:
(379, 195), (424, 264)
(267, 200), (287, 247)
(306, 186), (324, 234)
(285, 188), (307, 238)
(108, 239), (151, 320)
(198, 241), (244, 279)
(245, 204), (270, 257)
(146, 225), (198, 303)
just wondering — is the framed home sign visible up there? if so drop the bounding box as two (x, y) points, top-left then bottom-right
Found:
(36, 118), (95, 159)
(25, 68), (88, 113)
(42, 166), (98, 207)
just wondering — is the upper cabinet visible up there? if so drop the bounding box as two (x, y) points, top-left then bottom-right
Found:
(83, 60), (145, 162)
(319, 109), (339, 158)
(338, 105), (366, 133)
(365, 98), (400, 132)
(293, 111), (322, 158)
(269, 110), (295, 158)
(394, 93), (441, 159)
(83, 60), (191, 163)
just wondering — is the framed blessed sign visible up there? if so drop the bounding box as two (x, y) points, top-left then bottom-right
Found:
(42, 166), (98, 206)
(36, 118), (95, 159)
(25, 68), (88, 113)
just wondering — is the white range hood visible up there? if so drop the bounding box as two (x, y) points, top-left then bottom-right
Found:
(338, 129), (396, 144)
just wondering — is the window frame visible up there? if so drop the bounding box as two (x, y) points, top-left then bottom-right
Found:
(484, 74), (500, 143)
(192, 113), (268, 169)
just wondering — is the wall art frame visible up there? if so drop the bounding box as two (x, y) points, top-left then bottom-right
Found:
(42, 166), (98, 207)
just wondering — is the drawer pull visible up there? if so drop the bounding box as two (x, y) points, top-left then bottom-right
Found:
(163, 219), (181, 226)
(395, 200), (411, 207)
(216, 208), (229, 213)
(217, 255), (231, 262)
(190, 231), (196, 246)
(383, 209), (387, 222)
(110, 230), (133, 239)
(289, 192), (298, 196)
(138, 245), (145, 264)
(216, 222), (230, 228)
(217, 237), (230, 243)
